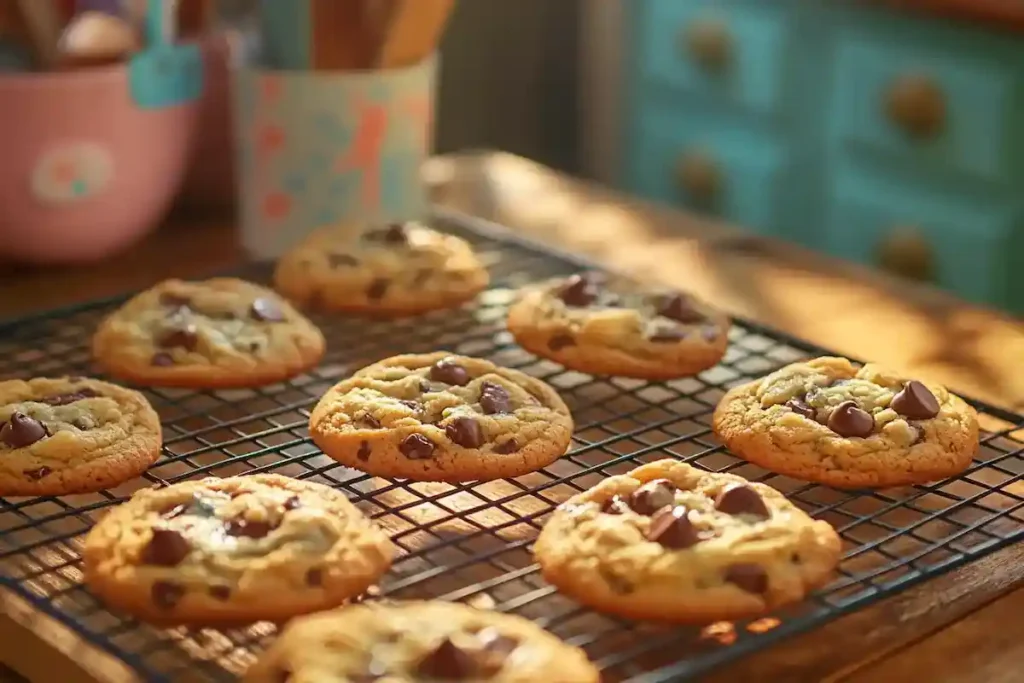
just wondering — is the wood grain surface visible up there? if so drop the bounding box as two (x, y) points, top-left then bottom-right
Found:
(0, 151), (1022, 682)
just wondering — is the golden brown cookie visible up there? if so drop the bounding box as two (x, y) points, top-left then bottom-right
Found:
(83, 474), (395, 626)
(243, 601), (600, 683)
(534, 459), (841, 623)
(507, 273), (730, 379)
(309, 352), (574, 482)
(92, 278), (326, 389)
(712, 356), (979, 488)
(273, 220), (489, 317)
(0, 376), (161, 496)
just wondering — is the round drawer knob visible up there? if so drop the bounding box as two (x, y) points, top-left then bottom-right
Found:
(877, 226), (935, 282)
(684, 19), (733, 71)
(676, 151), (722, 205)
(885, 74), (946, 138)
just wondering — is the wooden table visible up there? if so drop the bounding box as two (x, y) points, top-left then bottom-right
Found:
(1, 151), (1022, 682)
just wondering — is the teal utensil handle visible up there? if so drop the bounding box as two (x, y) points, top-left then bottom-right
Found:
(144, 0), (172, 46)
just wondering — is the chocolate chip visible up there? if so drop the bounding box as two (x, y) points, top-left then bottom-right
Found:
(714, 484), (770, 520)
(399, 400), (420, 411)
(251, 298), (286, 322)
(786, 399), (817, 420)
(891, 380), (940, 420)
(367, 223), (407, 244)
(360, 414), (382, 429)
(328, 253), (359, 267)
(140, 528), (192, 567)
(399, 433), (436, 460)
(367, 278), (389, 300)
(601, 495), (631, 515)
(548, 334), (576, 351)
(648, 325), (687, 343)
(151, 581), (185, 610)
(494, 438), (518, 454)
(827, 401), (875, 437)
(22, 466), (52, 481)
(164, 493), (220, 519)
(559, 273), (600, 307)
(72, 416), (94, 430)
(415, 638), (477, 679)
(159, 325), (199, 351)
(39, 389), (100, 406)
(357, 440), (372, 461)
(657, 293), (705, 324)
(283, 496), (301, 510)
(647, 506), (701, 549)
(479, 382), (511, 415)
(430, 359), (470, 386)
(225, 519), (274, 539)
(724, 563), (769, 594)
(306, 567), (323, 586)
(628, 479), (677, 516)
(151, 352), (175, 367)
(446, 417), (484, 448)
(209, 585), (231, 601)
(474, 628), (518, 675)
(160, 292), (192, 307)
(413, 268), (433, 286)
(275, 668), (293, 683)
(1, 412), (48, 448)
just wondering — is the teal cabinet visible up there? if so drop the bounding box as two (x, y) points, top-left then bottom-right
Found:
(620, 0), (1024, 314)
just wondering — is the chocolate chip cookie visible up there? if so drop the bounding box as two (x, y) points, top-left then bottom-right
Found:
(0, 377), (161, 496)
(309, 352), (574, 482)
(273, 220), (490, 317)
(507, 273), (730, 379)
(243, 601), (600, 683)
(92, 278), (326, 389)
(83, 474), (395, 626)
(712, 356), (980, 488)
(533, 459), (841, 623)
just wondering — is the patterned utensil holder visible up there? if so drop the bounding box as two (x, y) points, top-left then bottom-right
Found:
(232, 56), (436, 259)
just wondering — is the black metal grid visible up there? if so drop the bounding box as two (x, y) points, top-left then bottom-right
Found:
(1, 210), (1023, 683)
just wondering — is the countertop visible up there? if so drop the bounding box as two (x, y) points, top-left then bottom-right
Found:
(1, 151), (1023, 682)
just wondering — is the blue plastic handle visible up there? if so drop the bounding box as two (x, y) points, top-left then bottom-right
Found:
(144, 0), (168, 46)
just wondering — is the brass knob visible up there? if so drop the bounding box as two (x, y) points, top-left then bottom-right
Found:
(684, 19), (733, 71)
(885, 73), (946, 138)
(877, 226), (935, 282)
(676, 150), (722, 206)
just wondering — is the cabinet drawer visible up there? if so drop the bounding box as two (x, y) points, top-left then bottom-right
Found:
(829, 29), (1016, 182)
(824, 168), (1018, 308)
(636, 0), (792, 117)
(626, 112), (791, 236)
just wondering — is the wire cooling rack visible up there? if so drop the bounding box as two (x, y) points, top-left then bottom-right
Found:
(0, 211), (1022, 683)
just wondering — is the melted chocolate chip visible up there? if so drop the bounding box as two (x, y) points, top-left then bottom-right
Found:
(446, 417), (485, 448)
(648, 326), (687, 343)
(601, 495), (631, 515)
(306, 567), (323, 587)
(415, 638), (477, 679)
(159, 325), (199, 351)
(163, 493), (220, 519)
(357, 440), (372, 461)
(151, 581), (185, 610)
(367, 278), (389, 301)
(494, 438), (518, 454)
(209, 585), (231, 601)
(786, 399), (817, 420)
(724, 563), (769, 594)
(413, 268), (433, 286)
(1, 413), (48, 448)
(474, 628), (519, 674)
(39, 389), (100, 406)
(361, 414), (382, 429)
(251, 298), (286, 322)
(479, 382), (511, 415)
(656, 293), (705, 324)
(141, 529), (192, 567)
(159, 293), (192, 308)
(22, 466), (52, 481)
(225, 519), (274, 539)
(714, 484), (770, 520)
(430, 359), (470, 386)
(371, 223), (407, 244)
(559, 273), (600, 307)
(283, 496), (302, 511)
(548, 334), (576, 351)
(891, 380), (940, 420)
(328, 253), (359, 268)
(399, 400), (420, 411)
(647, 506), (701, 549)
(151, 352), (175, 367)
(628, 479), (677, 516)
(827, 401), (875, 438)
(399, 433), (436, 460)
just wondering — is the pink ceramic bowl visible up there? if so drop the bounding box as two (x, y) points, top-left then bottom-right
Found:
(0, 64), (198, 264)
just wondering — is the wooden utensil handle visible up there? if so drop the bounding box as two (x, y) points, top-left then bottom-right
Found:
(375, 0), (454, 68)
